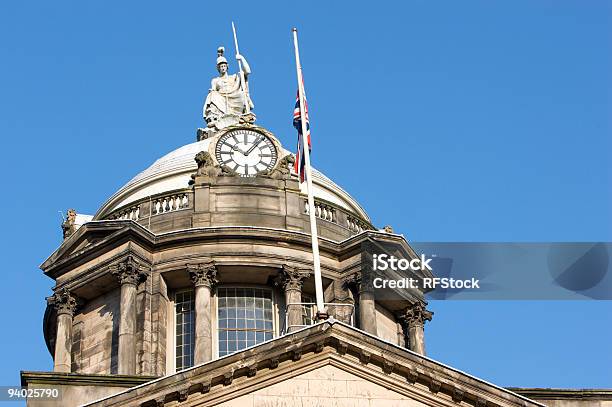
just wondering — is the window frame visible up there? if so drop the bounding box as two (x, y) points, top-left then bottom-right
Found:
(213, 285), (279, 358)
(172, 288), (195, 373)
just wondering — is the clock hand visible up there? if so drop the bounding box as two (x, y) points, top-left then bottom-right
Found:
(232, 145), (247, 156)
(245, 135), (264, 155)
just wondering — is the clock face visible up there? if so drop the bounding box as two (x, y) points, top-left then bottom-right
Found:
(215, 129), (278, 176)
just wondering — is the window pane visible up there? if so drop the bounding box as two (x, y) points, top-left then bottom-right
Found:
(217, 286), (274, 357)
(175, 290), (195, 371)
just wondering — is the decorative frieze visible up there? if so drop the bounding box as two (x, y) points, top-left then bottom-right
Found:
(109, 255), (149, 286)
(187, 261), (218, 288)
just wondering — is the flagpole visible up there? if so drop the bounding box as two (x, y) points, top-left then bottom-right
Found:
(292, 28), (326, 319)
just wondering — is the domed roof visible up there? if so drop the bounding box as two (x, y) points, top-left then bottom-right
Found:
(95, 138), (370, 222)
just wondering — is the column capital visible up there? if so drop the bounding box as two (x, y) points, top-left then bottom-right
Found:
(343, 271), (375, 294)
(399, 302), (433, 328)
(48, 288), (79, 316)
(275, 265), (310, 291)
(187, 261), (218, 288)
(109, 255), (150, 286)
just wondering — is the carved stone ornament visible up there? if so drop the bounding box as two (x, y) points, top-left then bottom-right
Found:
(382, 225), (394, 233)
(187, 261), (218, 288)
(400, 302), (434, 328)
(202, 46), (255, 133)
(48, 288), (79, 316)
(342, 272), (361, 291)
(109, 255), (149, 286)
(189, 151), (237, 184)
(275, 265), (310, 292)
(256, 154), (295, 180)
(61, 209), (77, 239)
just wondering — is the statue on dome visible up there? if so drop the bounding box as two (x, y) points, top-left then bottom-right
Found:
(202, 46), (255, 134)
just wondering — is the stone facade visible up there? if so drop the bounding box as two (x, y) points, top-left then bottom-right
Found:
(21, 125), (610, 407)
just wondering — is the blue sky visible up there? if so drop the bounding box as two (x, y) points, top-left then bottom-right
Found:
(0, 0), (610, 392)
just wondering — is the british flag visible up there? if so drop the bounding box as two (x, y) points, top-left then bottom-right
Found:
(293, 88), (311, 183)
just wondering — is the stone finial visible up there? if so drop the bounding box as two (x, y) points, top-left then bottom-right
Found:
(48, 288), (79, 316)
(400, 302), (433, 328)
(256, 154), (296, 180)
(275, 265), (310, 291)
(61, 209), (77, 239)
(187, 261), (218, 288)
(109, 255), (149, 286)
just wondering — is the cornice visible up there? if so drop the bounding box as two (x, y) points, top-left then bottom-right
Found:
(41, 222), (419, 281)
(82, 320), (545, 407)
(507, 388), (612, 400)
(20, 371), (156, 387)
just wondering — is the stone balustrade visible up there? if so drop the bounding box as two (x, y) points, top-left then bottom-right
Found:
(153, 193), (189, 215)
(111, 205), (140, 221)
(303, 198), (374, 234)
(304, 200), (337, 223)
(103, 190), (372, 237)
(347, 215), (368, 233)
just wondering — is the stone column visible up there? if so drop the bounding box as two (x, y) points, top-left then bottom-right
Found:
(110, 255), (149, 375)
(399, 302), (433, 355)
(277, 266), (310, 333)
(345, 272), (377, 335)
(49, 288), (78, 373)
(187, 261), (218, 365)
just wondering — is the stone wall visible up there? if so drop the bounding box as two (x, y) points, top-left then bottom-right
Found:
(375, 303), (401, 346)
(72, 289), (120, 374)
(216, 364), (429, 407)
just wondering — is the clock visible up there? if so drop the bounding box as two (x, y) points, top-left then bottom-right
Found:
(215, 129), (278, 176)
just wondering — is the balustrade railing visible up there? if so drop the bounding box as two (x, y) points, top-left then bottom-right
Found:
(153, 193), (189, 215)
(304, 200), (337, 223)
(347, 215), (368, 233)
(111, 205), (140, 221)
(284, 302), (355, 333)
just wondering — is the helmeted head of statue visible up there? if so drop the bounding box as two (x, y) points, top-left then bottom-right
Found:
(216, 46), (228, 73)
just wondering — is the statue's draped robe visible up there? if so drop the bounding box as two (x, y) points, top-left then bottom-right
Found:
(203, 74), (253, 123)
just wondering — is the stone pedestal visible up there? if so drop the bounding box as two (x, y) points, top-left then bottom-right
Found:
(277, 266), (310, 333)
(49, 289), (78, 373)
(110, 256), (148, 375)
(188, 262), (218, 365)
(399, 302), (433, 355)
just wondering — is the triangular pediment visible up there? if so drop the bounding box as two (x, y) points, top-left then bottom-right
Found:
(84, 321), (542, 407)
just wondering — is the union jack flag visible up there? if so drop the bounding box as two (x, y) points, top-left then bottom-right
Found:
(293, 88), (311, 183)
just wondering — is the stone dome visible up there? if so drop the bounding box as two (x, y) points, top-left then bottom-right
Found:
(94, 138), (370, 222)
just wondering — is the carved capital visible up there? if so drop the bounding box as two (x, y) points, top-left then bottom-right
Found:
(109, 255), (149, 286)
(399, 302), (433, 328)
(343, 272), (361, 291)
(275, 265), (310, 292)
(187, 261), (218, 288)
(48, 288), (79, 316)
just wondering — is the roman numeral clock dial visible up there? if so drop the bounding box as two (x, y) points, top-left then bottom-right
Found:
(215, 129), (278, 176)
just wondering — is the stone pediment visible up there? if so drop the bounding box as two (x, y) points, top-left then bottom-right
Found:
(84, 320), (542, 407)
